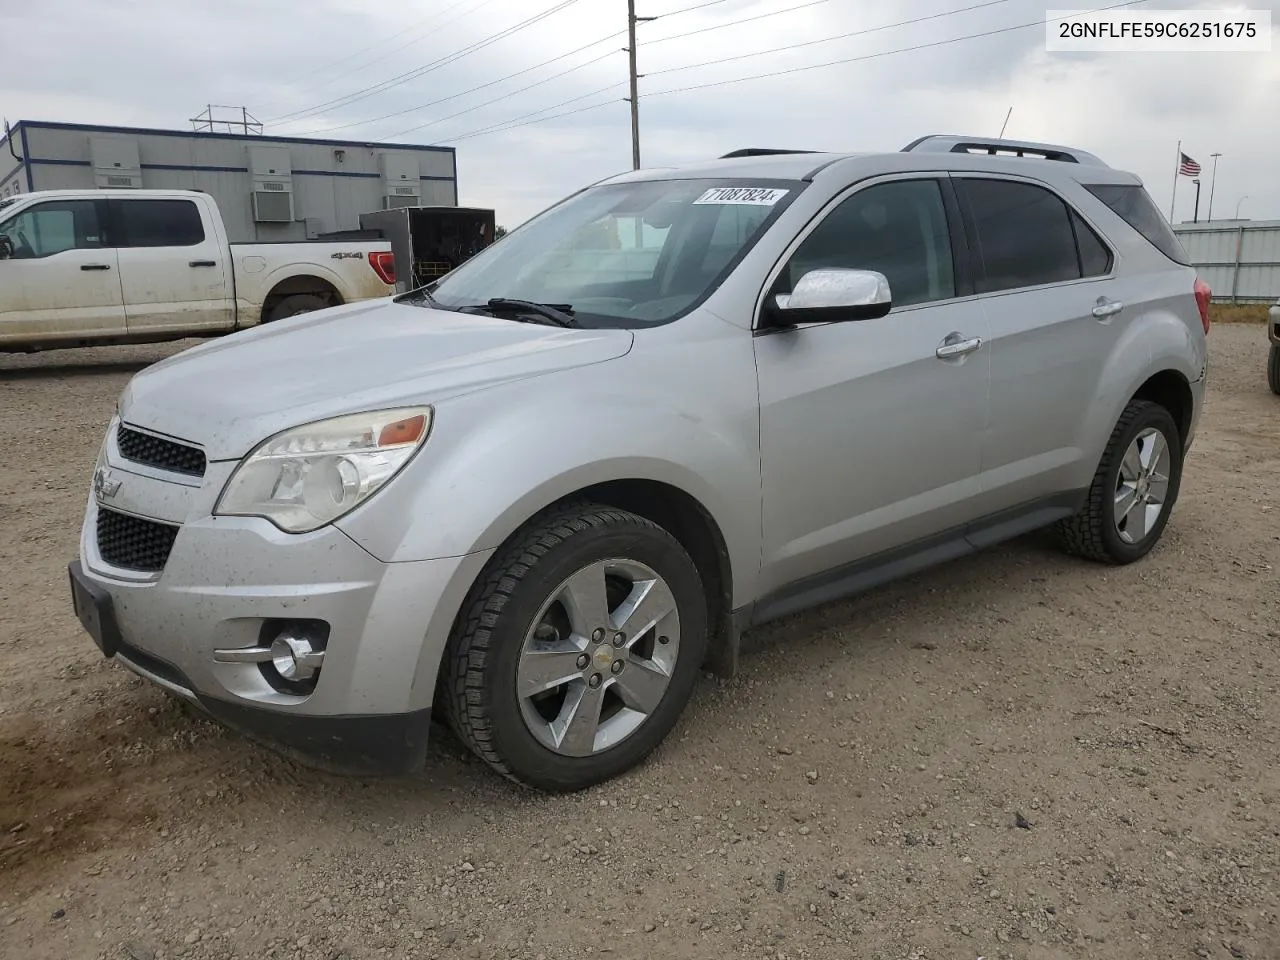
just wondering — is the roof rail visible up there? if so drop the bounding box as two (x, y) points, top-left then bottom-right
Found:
(719, 148), (820, 159)
(901, 134), (1108, 167)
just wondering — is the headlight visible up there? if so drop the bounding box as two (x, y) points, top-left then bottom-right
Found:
(215, 407), (433, 533)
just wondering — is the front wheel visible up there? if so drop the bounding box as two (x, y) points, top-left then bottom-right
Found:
(1268, 343), (1280, 396)
(1057, 399), (1184, 564)
(441, 504), (708, 792)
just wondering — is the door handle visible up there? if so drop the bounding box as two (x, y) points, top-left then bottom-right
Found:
(189, 259), (217, 267)
(80, 264), (111, 271)
(935, 334), (983, 359)
(1092, 297), (1124, 319)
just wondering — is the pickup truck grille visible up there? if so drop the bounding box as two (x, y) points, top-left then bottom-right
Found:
(96, 508), (180, 573)
(117, 425), (207, 477)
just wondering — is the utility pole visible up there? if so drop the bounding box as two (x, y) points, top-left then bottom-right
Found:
(626, 0), (656, 170)
(1207, 152), (1222, 221)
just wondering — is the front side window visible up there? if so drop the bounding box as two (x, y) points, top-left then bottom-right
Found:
(0, 199), (103, 259)
(424, 178), (803, 328)
(960, 178), (1083, 293)
(776, 178), (957, 309)
(116, 199), (206, 247)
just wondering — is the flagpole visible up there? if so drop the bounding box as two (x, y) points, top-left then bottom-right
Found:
(1170, 140), (1181, 222)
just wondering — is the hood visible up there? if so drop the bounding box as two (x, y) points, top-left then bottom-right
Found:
(118, 299), (634, 460)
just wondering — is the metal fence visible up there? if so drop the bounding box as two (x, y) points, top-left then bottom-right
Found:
(1172, 220), (1280, 303)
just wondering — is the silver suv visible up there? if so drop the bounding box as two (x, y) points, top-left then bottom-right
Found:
(69, 135), (1210, 791)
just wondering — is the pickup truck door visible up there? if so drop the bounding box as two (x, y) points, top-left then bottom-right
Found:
(111, 196), (235, 334)
(0, 197), (126, 346)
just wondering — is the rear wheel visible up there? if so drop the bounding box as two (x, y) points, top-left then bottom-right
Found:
(1057, 399), (1183, 564)
(1268, 344), (1280, 396)
(266, 293), (329, 323)
(441, 504), (708, 792)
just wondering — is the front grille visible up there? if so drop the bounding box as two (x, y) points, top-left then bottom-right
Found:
(96, 508), (179, 573)
(117, 425), (206, 477)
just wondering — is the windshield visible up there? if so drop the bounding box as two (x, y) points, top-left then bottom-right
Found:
(423, 177), (803, 328)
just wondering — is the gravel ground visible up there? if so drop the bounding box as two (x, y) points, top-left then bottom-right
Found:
(1, 323), (1278, 960)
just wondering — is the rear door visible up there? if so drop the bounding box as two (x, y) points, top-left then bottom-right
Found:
(112, 196), (235, 335)
(0, 197), (125, 345)
(952, 174), (1122, 516)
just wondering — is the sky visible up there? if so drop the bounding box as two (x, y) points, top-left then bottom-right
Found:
(2, 0), (1277, 227)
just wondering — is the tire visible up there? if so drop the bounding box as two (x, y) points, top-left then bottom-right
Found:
(1268, 344), (1280, 396)
(1057, 399), (1183, 564)
(441, 503), (708, 792)
(266, 293), (329, 323)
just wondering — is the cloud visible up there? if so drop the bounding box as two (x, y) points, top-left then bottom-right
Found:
(3, 0), (1277, 226)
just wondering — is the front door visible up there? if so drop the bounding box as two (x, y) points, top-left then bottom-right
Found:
(0, 197), (126, 346)
(754, 175), (991, 599)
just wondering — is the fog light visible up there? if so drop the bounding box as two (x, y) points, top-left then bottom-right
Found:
(269, 631), (325, 682)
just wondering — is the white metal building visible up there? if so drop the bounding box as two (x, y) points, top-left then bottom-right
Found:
(1173, 219), (1280, 303)
(0, 120), (458, 243)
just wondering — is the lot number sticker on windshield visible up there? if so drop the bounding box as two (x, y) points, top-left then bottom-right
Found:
(693, 187), (790, 206)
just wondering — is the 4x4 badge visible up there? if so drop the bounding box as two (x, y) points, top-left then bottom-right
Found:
(93, 467), (121, 500)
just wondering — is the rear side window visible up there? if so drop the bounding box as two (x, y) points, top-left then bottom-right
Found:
(116, 199), (206, 247)
(1071, 210), (1113, 277)
(1084, 183), (1190, 265)
(959, 179), (1082, 292)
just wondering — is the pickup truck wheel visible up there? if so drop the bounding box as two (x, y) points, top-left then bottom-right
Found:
(1056, 399), (1183, 565)
(1268, 344), (1280, 395)
(442, 504), (708, 792)
(267, 293), (328, 322)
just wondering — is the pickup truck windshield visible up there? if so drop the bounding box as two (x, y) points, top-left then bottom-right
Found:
(425, 178), (803, 328)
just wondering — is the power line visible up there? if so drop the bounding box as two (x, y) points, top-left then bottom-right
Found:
(649, 0), (738, 16)
(266, 0), (494, 96)
(646, 0), (1151, 98)
(439, 82), (626, 143)
(647, 0), (1016, 77)
(377, 48), (623, 141)
(448, 97), (626, 145)
(428, 0), (1149, 149)
(267, 0), (588, 127)
(271, 0), (505, 111)
(645, 0), (836, 46)
(294, 31), (626, 138)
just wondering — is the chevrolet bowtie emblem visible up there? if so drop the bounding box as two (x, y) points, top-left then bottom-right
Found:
(93, 467), (121, 500)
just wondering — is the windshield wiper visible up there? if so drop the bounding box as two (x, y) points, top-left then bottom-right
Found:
(484, 298), (579, 328)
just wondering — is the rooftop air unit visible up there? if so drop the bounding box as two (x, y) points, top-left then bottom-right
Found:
(248, 146), (295, 223)
(90, 137), (142, 189)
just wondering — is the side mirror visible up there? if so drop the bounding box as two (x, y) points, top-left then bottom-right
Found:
(769, 268), (892, 325)
(0, 235), (11, 260)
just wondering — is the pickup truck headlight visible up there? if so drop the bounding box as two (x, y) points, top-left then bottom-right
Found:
(215, 407), (433, 533)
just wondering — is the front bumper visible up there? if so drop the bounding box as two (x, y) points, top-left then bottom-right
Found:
(73, 420), (493, 775)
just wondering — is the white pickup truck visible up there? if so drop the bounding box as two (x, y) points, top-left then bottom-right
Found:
(0, 188), (396, 351)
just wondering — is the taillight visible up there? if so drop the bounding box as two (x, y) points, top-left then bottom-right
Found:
(368, 251), (395, 286)
(1193, 276), (1211, 335)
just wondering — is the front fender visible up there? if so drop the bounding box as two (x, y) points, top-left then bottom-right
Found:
(336, 366), (763, 605)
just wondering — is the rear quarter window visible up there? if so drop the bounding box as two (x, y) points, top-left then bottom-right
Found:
(1084, 184), (1190, 265)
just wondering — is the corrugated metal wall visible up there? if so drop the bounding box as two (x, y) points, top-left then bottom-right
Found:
(20, 122), (458, 243)
(1173, 220), (1280, 303)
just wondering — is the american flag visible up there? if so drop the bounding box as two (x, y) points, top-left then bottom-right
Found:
(1179, 152), (1202, 177)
